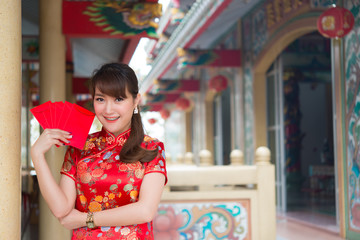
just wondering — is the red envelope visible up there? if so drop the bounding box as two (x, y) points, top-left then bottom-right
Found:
(62, 104), (95, 149)
(30, 101), (52, 129)
(53, 101), (65, 127)
(48, 102), (54, 128)
(58, 101), (73, 129)
(31, 101), (95, 150)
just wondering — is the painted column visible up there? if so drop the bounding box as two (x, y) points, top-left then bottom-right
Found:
(197, 78), (214, 165)
(199, 83), (207, 151)
(233, 69), (244, 151)
(253, 72), (267, 148)
(205, 99), (214, 156)
(185, 112), (192, 153)
(193, 93), (202, 164)
(39, 0), (70, 239)
(332, 38), (346, 238)
(0, 1), (22, 238)
(243, 66), (255, 164)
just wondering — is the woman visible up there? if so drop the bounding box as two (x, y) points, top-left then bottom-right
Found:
(31, 63), (167, 239)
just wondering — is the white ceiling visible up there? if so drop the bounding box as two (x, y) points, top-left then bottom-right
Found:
(189, 0), (261, 49)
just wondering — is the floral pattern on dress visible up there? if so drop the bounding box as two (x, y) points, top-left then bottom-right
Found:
(61, 128), (167, 240)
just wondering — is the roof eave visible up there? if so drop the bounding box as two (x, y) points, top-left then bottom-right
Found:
(140, 0), (234, 93)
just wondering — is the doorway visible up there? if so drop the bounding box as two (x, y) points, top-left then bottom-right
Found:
(267, 32), (336, 229)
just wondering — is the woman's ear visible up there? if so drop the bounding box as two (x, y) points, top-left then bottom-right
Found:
(135, 93), (141, 106)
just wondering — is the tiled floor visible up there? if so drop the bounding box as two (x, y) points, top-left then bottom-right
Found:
(284, 211), (339, 233)
(277, 212), (344, 240)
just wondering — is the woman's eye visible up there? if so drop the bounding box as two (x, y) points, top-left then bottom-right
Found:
(95, 97), (104, 102)
(115, 97), (124, 102)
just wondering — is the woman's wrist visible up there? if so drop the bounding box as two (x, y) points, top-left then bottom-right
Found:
(82, 212), (88, 227)
(30, 152), (46, 166)
(30, 147), (45, 161)
(92, 212), (97, 227)
(85, 211), (96, 228)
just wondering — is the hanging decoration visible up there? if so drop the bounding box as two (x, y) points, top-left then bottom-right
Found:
(317, 6), (354, 38)
(160, 109), (170, 120)
(72, 77), (90, 94)
(145, 93), (181, 104)
(157, 33), (170, 48)
(154, 79), (200, 93)
(170, 7), (185, 24)
(208, 75), (228, 92)
(22, 37), (39, 62)
(177, 48), (241, 69)
(140, 104), (163, 112)
(63, 0), (162, 39)
(172, 0), (180, 8)
(175, 97), (191, 111)
(148, 118), (157, 125)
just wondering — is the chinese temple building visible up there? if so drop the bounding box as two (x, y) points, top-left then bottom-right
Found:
(1, 0), (360, 239)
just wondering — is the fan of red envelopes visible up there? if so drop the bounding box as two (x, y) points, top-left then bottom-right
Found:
(30, 101), (95, 149)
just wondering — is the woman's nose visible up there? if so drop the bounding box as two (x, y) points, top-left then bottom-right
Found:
(104, 102), (114, 114)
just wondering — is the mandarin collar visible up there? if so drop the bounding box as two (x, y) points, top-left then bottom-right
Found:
(102, 127), (131, 147)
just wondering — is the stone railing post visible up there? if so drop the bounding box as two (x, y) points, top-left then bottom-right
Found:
(255, 146), (275, 240)
(230, 149), (244, 165)
(255, 146), (271, 165)
(198, 149), (213, 191)
(199, 149), (213, 166)
(184, 152), (194, 165)
(176, 153), (184, 165)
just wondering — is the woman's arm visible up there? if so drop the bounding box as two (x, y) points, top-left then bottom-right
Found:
(59, 172), (165, 229)
(31, 129), (76, 218)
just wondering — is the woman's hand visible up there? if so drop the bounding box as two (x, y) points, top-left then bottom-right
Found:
(59, 209), (87, 230)
(31, 129), (72, 158)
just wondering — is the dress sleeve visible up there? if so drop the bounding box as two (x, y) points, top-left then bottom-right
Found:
(60, 146), (77, 181)
(144, 141), (168, 185)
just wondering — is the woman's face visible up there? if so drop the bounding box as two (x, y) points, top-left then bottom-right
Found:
(93, 87), (140, 137)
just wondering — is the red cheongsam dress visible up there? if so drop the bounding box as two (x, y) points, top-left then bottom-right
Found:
(60, 128), (167, 240)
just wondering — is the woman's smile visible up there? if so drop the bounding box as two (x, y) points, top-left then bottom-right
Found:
(104, 116), (120, 121)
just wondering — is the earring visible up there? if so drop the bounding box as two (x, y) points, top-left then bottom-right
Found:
(134, 107), (138, 114)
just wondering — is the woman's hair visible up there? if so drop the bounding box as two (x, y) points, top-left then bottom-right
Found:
(90, 63), (157, 163)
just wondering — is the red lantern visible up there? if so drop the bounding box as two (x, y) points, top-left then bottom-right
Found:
(172, 0), (180, 8)
(160, 109), (170, 120)
(209, 75), (228, 92)
(317, 6), (354, 38)
(175, 97), (190, 111)
(148, 118), (157, 125)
